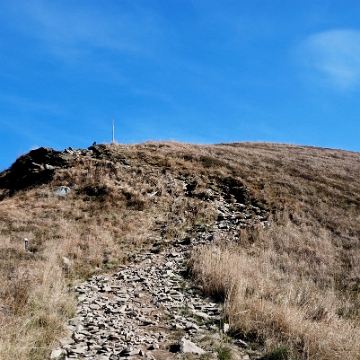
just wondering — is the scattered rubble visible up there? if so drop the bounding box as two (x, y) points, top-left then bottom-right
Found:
(51, 192), (268, 359)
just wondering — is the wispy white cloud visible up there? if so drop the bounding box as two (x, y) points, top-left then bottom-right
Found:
(296, 29), (360, 90)
(5, 0), (164, 62)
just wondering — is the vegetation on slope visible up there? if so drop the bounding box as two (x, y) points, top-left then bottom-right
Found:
(0, 141), (360, 359)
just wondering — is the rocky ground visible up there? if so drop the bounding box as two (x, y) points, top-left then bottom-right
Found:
(51, 195), (269, 360)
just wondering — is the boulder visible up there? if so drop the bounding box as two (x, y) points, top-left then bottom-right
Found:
(53, 186), (71, 196)
(179, 337), (205, 355)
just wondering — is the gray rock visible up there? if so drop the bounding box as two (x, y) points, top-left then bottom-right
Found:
(62, 257), (71, 273)
(179, 337), (205, 355)
(193, 310), (210, 319)
(223, 323), (230, 333)
(59, 338), (75, 347)
(45, 164), (56, 170)
(50, 349), (64, 359)
(69, 345), (87, 354)
(102, 285), (112, 292)
(140, 258), (152, 265)
(53, 186), (71, 196)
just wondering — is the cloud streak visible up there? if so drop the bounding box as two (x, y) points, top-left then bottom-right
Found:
(297, 29), (360, 91)
(5, 0), (164, 62)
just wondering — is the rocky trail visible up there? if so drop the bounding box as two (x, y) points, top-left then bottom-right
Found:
(51, 196), (270, 360)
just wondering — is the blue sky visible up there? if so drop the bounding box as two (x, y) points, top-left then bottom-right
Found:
(1, 0), (360, 170)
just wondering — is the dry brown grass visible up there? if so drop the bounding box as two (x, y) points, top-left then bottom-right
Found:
(189, 222), (360, 359)
(0, 141), (360, 359)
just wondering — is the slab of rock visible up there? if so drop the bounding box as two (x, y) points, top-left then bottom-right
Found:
(45, 164), (56, 170)
(179, 337), (205, 355)
(53, 186), (71, 196)
(50, 349), (64, 359)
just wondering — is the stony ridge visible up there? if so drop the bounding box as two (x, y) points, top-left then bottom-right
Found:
(51, 193), (270, 360)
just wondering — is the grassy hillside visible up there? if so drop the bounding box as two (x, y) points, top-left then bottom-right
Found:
(0, 141), (360, 359)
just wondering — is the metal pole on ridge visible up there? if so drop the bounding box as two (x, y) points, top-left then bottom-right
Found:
(112, 118), (115, 143)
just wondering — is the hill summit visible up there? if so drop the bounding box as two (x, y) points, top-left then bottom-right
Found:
(1, 142), (360, 360)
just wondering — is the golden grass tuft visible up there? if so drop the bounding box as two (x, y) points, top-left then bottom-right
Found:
(189, 221), (360, 359)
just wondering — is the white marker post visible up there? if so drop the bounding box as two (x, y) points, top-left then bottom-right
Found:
(24, 238), (29, 252)
(112, 118), (115, 143)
